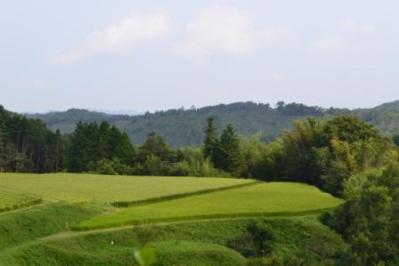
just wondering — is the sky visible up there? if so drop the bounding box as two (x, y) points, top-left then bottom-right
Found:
(1, 0), (398, 113)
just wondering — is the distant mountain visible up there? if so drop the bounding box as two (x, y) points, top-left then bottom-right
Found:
(26, 101), (399, 147)
(27, 109), (129, 134)
(373, 100), (399, 110)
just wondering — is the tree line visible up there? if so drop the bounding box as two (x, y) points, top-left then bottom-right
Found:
(0, 106), (63, 173)
(2, 104), (398, 198)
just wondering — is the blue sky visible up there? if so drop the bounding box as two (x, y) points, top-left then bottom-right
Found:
(1, 0), (398, 113)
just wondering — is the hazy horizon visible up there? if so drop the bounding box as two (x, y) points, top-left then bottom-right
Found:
(1, 1), (398, 113)
(7, 98), (398, 116)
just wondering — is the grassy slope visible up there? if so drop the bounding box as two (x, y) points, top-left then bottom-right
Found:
(0, 173), (252, 204)
(1, 216), (347, 265)
(0, 186), (42, 213)
(77, 183), (342, 230)
(0, 203), (99, 251)
(0, 175), (345, 265)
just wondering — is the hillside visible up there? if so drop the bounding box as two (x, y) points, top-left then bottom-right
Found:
(26, 101), (399, 146)
(0, 173), (345, 265)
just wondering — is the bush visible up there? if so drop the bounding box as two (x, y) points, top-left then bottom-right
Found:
(228, 220), (274, 258)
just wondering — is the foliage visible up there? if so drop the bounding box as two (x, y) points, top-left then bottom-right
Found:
(202, 120), (242, 174)
(217, 124), (242, 172)
(67, 121), (135, 172)
(228, 220), (274, 257)
(27, 100), (399, 147)
(393, 134), (399, 146)
(26, 102), (331, 146)
(203, 117), (219, 160)
(238, 116), (398, 196)
(322, 164), (399, 265)
(0, 105), (64, 173)
(4, 102), (396, 193)
(134, 245), (156, 266)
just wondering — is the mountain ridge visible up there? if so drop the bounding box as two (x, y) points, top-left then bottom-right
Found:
(26, 100), (399, 146)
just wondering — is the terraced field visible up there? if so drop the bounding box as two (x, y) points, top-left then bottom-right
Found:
(0, 173), (345, 265)
(0, 187), (42, 213)
(0, 173), (253, 204)
(77, 182), (342, 230)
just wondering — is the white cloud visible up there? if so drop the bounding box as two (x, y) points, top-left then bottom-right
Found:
(313, 36), (345, 52)
(341, 18), (376, 33)
(53, 10), (172, 64)
(177, 5), (285, 62)
(312, 18), (376, 53)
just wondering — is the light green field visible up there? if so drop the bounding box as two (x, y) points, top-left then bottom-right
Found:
(0, 174), (345, 265)
(0, 173), (252, 204)
(0, 186), (42, 213)
(78, 182), (342, 230)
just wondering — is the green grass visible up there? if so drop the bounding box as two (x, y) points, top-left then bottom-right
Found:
(0, 173), (252, 204)
(77, 183), (342, 230)
(0, 202), (99, 251)
(152, 240), (246, 266)
(0, 173), (345, 264)
(0, 216), (347, 265)
(0, 186), (42, 213)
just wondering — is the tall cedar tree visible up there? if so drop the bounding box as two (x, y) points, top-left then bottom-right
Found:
(203, 117), (219, 161)
(216, 124), (241, 172)
(0, 112), (5, 171)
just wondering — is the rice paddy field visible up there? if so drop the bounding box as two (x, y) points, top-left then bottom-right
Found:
(77, 182), (342, 230)
(0, 173), (345, 265)
(0, 173), (253, 204)
(0, 186), (42, 213)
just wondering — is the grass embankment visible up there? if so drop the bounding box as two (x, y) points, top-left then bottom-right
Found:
(77, 182), (342, 230)
(1, 216), (347, 265)
(0, 186), (42, 213)
(0, 173), (252, 204)
(0, 202), (99, 252)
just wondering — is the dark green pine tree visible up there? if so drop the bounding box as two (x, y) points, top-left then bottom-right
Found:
(67, 122), (91, 172)
(217, 124), (241, 173)
(111, 129), (135, 165)
(203, 117), (219, 161)
(394, 135), (399, 147)
(54, 129), (63, 172)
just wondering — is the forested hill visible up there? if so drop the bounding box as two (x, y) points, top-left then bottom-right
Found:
(27, 101), (399, 146)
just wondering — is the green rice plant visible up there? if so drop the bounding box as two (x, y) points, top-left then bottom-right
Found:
(76, 182), (342, 230)
(0, 173), (253, 204)
(0, 186), (42, 213)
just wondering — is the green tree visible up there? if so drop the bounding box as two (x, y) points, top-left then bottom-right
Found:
(54, 129), (64, 172)
(0, 113), (5, 171)
(138, 132), (173, 163)
(281, 118), (327, 185)
(324, 115), (380, 143)
(215, 124), (241, 173)
(393, 134), (399, 146)
(203, 117), (219, 160)
(323, 164), (399, 265)
(67, 122), (135, 172)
